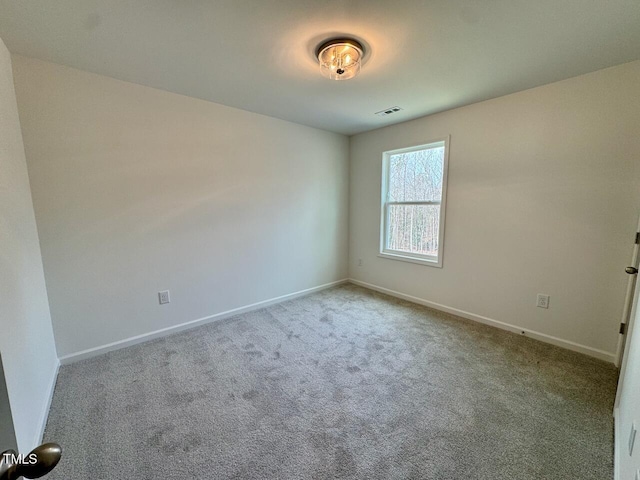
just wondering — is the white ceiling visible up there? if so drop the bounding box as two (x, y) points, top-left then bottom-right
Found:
(1, 0), (639, 135)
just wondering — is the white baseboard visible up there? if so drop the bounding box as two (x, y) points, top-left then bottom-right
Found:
(349, 278), (616, 363)
(58, 276), (614, 365)
(59, 279), (349, 365)
(34, 359), (59, 447)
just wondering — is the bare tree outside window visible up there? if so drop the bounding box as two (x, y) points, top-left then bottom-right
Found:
(381, 140), (449, 267)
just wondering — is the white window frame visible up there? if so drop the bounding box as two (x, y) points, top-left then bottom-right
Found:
(379, 137), (450, 268)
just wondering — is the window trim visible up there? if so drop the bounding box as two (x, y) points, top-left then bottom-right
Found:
(379, 137), (450, 268)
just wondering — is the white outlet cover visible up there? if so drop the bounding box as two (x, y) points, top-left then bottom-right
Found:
(536, 294), (550, 309)
(158, 290), (170, 305)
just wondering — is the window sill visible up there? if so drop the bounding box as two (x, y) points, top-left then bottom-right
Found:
(378, 251), (443, 268)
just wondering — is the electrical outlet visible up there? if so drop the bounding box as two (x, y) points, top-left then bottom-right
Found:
(629, 422), (637, 456)
(358, 258), (363, 267)
(158, 290), (170, 305)
(536, 294), (550, 309)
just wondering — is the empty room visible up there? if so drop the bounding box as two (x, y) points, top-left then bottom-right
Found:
(1, 1), (640, 479)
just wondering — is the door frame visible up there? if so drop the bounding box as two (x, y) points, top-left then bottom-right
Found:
(614, 215), (640, 368)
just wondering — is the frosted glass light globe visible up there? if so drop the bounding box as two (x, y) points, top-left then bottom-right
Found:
(316, 39), (364, 81)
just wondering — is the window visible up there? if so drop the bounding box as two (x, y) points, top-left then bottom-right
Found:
(380, 138), (449, 267)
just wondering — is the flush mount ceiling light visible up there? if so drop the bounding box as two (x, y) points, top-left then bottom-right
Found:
(316, 38), (364, 80)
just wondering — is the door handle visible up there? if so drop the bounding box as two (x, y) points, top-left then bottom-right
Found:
(626, 267), (639, 275)
(0, 443), (61, 480)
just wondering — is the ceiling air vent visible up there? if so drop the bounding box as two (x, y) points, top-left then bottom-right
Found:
(375, 106), (403, 117)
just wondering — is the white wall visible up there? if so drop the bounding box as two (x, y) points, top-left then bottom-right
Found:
(0, 39), (58, 452)
(349, 61), (640, 359)
(11, 55), (349, 359)
(616, 275), (640, 479)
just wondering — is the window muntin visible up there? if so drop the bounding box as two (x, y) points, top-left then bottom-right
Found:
(380, 139), (449, 267)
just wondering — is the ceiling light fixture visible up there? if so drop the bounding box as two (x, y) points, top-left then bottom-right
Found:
(316, 38), (364, 80)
